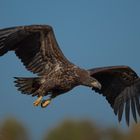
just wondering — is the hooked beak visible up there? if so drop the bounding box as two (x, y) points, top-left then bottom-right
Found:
(91, 81), (102, 90)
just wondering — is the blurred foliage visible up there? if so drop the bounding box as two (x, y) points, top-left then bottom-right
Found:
(0, 118), (29, 140)
(1, 117), (140, 140)
(44, 120), (140, 140)
(44, 120), (101, 140)
(126, 124), (140, 140)
(103, 127), (125, 140)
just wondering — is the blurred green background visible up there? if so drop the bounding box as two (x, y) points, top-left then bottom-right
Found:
(0, 118), (140, 140)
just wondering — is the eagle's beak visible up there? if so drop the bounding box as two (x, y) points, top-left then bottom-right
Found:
(91, 81), (102, 90)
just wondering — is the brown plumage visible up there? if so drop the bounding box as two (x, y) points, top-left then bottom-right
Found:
(0, 25), (140, 125)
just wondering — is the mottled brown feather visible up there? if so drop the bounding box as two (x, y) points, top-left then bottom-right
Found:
(0, 25), (71, 75)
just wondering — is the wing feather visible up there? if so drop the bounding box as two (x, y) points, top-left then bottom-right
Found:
(89, 66), (140, 125)
(125, 99), (130, 126)
(0, 25), (71, 75)
(131, 97), (137, 123)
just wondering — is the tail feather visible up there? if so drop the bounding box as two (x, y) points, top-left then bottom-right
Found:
(14, 77), (40, 96)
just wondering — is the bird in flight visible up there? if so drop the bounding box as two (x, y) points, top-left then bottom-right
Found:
(0, 25), (140, 125)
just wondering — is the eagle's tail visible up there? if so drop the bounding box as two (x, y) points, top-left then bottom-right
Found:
(14, 77), (41, 96)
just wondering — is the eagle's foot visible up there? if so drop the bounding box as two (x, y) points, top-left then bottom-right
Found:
(41, 99), (51, 108)
(33, 96), (43, 106)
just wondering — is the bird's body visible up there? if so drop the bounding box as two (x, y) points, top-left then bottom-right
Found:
(27, 64), (87, 98)
(0, 24), (140, 125)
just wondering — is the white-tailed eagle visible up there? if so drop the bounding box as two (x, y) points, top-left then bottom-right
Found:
(0, 25), (140, 125)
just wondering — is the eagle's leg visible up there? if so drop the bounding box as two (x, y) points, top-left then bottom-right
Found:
(41, 98), (51, 108)
(33, 85), (47, 106)
(33, 96), (43, 106)
(40, 93), (60, 108)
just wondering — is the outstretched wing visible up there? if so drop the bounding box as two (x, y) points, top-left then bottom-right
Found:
(0, 25), (71, 75)
(88, 66), (140, 125)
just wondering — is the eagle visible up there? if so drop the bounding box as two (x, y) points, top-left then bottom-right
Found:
(0, 25), (140, 125)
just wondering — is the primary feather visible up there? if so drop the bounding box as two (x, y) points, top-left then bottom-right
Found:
(89, 66), (140, 125)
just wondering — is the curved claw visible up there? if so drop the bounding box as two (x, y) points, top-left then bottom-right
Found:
(41, 99), (51, 108)
(33, 96), (43, 106)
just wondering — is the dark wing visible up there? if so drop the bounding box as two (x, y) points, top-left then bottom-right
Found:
(0, 25), (71, 75)
(88, 66), (140, 125)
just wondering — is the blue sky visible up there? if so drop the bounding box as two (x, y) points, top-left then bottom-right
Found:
(0, 0), (140, 139)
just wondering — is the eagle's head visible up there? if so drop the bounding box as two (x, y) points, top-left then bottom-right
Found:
(78, 69), (101, 90)
(83, 76), (101, 90)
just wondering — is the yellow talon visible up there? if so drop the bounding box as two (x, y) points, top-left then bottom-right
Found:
(33, 96), (43, 106)
(41, 99), (51, 108)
